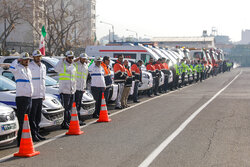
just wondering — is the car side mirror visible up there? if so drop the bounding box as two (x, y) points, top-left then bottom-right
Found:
(48, 68), (55, 73)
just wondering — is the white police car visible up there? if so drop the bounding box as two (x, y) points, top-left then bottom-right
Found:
(45, 76), (96, 116)
(0, 75), (64, 128)
(0, 102), (19, 146)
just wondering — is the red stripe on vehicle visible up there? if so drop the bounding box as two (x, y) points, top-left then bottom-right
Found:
(99, 50), (147, 52)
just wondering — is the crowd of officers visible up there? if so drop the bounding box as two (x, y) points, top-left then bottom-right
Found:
(0, 49), (232, 147)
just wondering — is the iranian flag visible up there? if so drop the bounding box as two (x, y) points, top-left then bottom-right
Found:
(39, 26), (46, 56)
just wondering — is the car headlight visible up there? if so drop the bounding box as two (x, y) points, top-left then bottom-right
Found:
(9, 111), (15, 120)
(0, 111), (15, 122)
(42, 104), (48, 108)
(0, 115), (7, 122)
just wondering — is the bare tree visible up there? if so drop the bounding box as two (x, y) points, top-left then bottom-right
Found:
(0, 0), (31, 53)
(24, 0), (85, 56)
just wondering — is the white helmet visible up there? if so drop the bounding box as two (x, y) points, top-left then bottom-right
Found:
(65, 51), (74, 57)
(79, 53), (88, 59)
(32, 50), (42, 57)
(94, 56), (103, 62)
(20, 52), (32, 60)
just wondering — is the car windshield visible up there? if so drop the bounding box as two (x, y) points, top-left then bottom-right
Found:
(0, 75), (16, 91)
(43, 57), (59, 66)
(143, 47), (160, 60)
(46, 76), (58, 86)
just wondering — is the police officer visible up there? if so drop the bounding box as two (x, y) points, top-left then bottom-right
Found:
(121, 60), (133, 108)
(180, 59), (187, 87)
(154, 59), (162, 94)
(161, 58), (170, 93)
(1, 52), (33, 146)
(131, 60), (142, 102)
(101, 56), (112, 104)
(29, 50), (46, 141)
(55, 51), (76, 129)
(195, 60), (204, 82)
(74, 53), (88, 126)
(89, 57), (106, 118)
(114, 55), (126, 109)
(174, 59), (181, 89)
(146, 58), (156, 96)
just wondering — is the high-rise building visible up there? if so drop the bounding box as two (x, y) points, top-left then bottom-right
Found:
(81, 0), (96, 47)
(240, 30), (250, 44)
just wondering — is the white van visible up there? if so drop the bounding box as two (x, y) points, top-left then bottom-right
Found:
(85, 44), (160, 63)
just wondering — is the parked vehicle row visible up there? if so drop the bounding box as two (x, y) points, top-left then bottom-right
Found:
(0, 44), (229, 146)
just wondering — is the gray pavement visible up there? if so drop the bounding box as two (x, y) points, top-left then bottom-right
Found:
(0, 68), (248, 167)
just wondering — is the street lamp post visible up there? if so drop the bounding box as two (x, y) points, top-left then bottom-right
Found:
(100, 21), (115, 42)
(126, 29), (138, 41)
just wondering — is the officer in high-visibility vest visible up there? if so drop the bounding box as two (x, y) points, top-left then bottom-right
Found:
(74, 53), (88, 126)
(55, 51), (76, 129)
(186, 59), (193, 84)
(161, 57), (170, 92)
(131, 60), (143, 103)
(121, 60), (133, 108)
(0, 52), (33, 146)
(114, 55), (127, 109)
(154, 59), (162, 93)
(146, 57), (156, 96)
(88, 57), (106, 118)
(180, 59), (188, 87)
(29, 50), (46, 141)
(195, 60), (204, 82)
(101, 56), (112, 103)
(174, 59), (181, 89)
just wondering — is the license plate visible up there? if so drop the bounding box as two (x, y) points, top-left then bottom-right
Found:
(1, 123), (16, 131)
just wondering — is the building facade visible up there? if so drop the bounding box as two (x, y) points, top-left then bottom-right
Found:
(151, 36), (215, 48)
(0, 0), (96, 52)
(240, 30), (250, 44)
(0, 0), (45, 49)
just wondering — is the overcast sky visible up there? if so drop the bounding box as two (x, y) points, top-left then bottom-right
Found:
(96, 0), (250, 42)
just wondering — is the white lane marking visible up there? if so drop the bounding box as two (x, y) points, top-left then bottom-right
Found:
(0, 72), (231, 163)
(138, 71), (242, 167)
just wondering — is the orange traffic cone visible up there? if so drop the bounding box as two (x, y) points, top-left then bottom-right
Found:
(66, 102), (84, 135)
(14, 114), (40, 157)
(97, 92), (111, 122)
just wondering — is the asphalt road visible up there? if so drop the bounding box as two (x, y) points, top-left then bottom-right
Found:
(1, 68), (249, 167)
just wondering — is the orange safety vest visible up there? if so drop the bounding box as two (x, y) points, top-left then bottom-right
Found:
(131, 63), (141, 81)
(162, 63), (169, 70)
(101, 62), (111, 76)
(160, 63), (165, 70)
(154, 63), (161, 71)
(125, 67), (132, 77)
(146, 62), (156, 72)
(114, 60), (126, 83)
